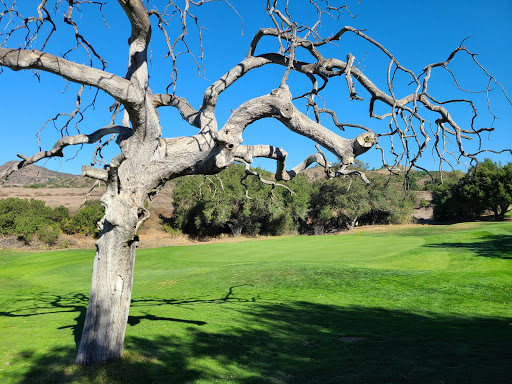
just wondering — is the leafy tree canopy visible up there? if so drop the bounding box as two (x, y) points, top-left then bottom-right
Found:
(172, 164), (311, 237)
(433, 159), (512, 220)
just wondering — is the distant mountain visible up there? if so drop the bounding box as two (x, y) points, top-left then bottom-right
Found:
(44, 174), (100, 188)
(303, 166), (328, 181)
(0, 161), (77, 187)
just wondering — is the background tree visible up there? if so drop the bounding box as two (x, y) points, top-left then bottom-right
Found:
(467, 159), (512, 219)
(433, 159), (512, 220)
(309, 174), (414, 232)
(172, 165), (269, 237)
(172, 164), (311, 237)
(0, 0), (510, 365)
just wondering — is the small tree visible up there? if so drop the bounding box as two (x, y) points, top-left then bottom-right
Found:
(37, 223), (62, 246)
(65, 201), (105, 237)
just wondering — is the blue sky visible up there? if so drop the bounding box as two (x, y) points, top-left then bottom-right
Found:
(0, 0), (511, 175)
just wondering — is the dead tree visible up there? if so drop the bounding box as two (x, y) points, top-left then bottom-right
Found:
(0, 0), (509, 365)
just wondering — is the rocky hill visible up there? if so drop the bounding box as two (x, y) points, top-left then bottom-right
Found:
(0, 161), (77, 187)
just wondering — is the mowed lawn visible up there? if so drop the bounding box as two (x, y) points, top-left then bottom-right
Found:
(1, 221), (511, 383)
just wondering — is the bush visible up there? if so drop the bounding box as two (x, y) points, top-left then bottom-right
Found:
(37, 223), (62, 245)
(14, 215), (44, 242)
(51, 206), (70, 224)
(0, 198), (59, 242)
(65, 200), (104, 236)
(58, 239), (71, 248)
(162, 223), (182, 237)
(0, 198), (100, 243)
(0, 198), (28, 235)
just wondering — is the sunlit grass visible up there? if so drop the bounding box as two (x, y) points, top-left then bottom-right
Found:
(1, 220), (511, 383)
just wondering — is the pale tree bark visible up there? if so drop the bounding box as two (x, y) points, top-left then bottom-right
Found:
(0, 0), (510, 366)
(76, 204), (139, 364)
(227, 223), (243, 237)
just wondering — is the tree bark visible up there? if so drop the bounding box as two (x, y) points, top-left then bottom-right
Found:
(228, 223), (243, 237)
(346, 216), (358, 231)
(497, 205), (508, 220)
(75, 194), (140, 365)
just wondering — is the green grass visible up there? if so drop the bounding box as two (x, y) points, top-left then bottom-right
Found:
(1, 220), (511, 383)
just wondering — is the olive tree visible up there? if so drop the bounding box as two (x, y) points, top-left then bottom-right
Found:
(172, 164), (309, 237)
(309, 174), (415, 232)
(0, 0), (509, 365)
(433, 159), (512, 220)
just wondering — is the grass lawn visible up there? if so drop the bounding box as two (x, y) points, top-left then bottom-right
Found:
(0, 221), (511, 383)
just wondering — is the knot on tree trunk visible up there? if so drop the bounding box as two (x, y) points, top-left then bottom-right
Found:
(279, 102), (294, 119)
(270, 85), (294, 120)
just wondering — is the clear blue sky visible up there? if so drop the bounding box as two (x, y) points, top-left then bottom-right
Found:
(1, 0), (511, 174)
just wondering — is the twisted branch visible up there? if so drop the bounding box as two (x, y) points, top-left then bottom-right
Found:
(0, 125), (130, 182)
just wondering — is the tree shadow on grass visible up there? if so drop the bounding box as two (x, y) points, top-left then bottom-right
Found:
(425, 234), (512, 259)
(14, 301), (512, 384)
(0, 293), (88, 346)
(0, 293), (213, 353)
(1, 284), (257, 341)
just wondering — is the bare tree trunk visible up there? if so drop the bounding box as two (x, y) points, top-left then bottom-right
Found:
(346, 216), (358, 231)
(227, 223), (243, 237)
(313, 225), (325, 235)
(497, 205), (508, 220)
(75, 194), (140, 365)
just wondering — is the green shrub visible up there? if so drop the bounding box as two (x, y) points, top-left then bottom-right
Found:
(37, 224), (62, 245)
(58, 239), (71, 248)
(0, 198), (26, 235)
(0, 198), (61, 242)
(51, 206), (70, 224)
(162, 223), (182, 237)
(65, 201), (104, 236)
(14, 215), (44, 242)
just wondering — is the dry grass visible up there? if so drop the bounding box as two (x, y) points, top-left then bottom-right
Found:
(0, 184), (174, 213)
(0, 187), (104, 213)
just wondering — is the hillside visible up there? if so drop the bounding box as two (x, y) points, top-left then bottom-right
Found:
(0, 161), (75, 187)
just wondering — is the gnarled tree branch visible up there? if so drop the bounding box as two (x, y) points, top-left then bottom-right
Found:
(152, 93), (200, 128)
(0, 125), (130, 182)
(0, 47), (141, 104)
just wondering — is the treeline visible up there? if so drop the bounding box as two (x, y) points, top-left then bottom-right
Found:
(433, 159), (512, 220)
(3, 159), (508, 245)
(168, 164), (416, 238)
(0, 199), (104, 245)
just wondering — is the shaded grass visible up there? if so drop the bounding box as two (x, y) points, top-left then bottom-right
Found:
(12, 304), (512, 384)
(1, 221), (511, 383)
